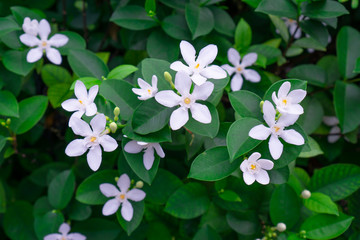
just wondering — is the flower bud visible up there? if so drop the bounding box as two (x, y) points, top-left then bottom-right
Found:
(115, 177), (119, 182)
(6, 118), (11, 125)
(114, 116), (119, 122)
(260, 101), (264, 112)
(164, 71), (172, 83)
(114, 107), (120, 117)
(109, 122), (117, 133)
(301, 189), (311, 199)
(135, 181), (144, 188)
(276, 223), (286, 232)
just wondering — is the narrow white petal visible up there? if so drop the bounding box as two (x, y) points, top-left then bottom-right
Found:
(100, 183), (120, 197)
(200, 65), (227, 79)
(255, 169), (270, 185)
(155, 91), (181, 107)
(61, 99), (81, 112)
(27, 47), (43, 63)
(132, 88), (146, 97)
(143, 147), (155, 170)
(102, 198), (120, 216)
(117, 174), (130, 192)
(121, 200), (134, 222)
(249, 125), (271, 140)
(87, 145), (102, 171)
(328, 126), (341, 143)
(323, 116), (339, 126)
(85, 103), (97, 116)
(269, 135), (283, 160)
(170, 61), (192, 75)
(90, 114), (106, 135)
(221, 64), (236, 76)
(38, 19), (51, 40)
(278, 81), (291, 98)
(19, 34), (40, 47)
(151, 75), (158, 88)
(59, 223), (70, 235)
(126, 189), (146, 202)
(276, 114), (299, 127)
(230, 73), (243, 91)
(288, 89), (306, 104)
(258, 159), (274, 170)
(67, 233), (86, 240)
(71, 117), (92, 137)
(272, 91), (279, 105)
(228, 48), (241, 66)
(44, 234), (62, 240)
(170, 107), (189, 130)
(243, 172), (256, 185)
(74, 80), (88, 100)
(124, 140), (144, 154)
(100, 135), (118, 152)
(48, 34), (69, 47)
(175, 71), (192, 96)
(180, 40), (196, 66)
(263, 101), (276, 127)
(153, 143), (165, 158)
(46, 48), (62, 65)
(88, 85), (99, 102)
(190, 103), (211, 124)
(192, 82), (214, 101)
(65, 139), (88, 157)
(197, 44), (218, 67)
(240, 160), (248, 172)
(243, 69), (261, 83)
(248, 152), (261, 162)
(137, 78), (151, 89)
(241, 53), (257, 67)
(280, 129), (304, 145)
(191, 73), (207, 86)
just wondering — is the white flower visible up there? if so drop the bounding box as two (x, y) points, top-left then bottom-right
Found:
(124, 140), (165, 170)
(240, 152), (274, 185)
(132, 75), (158, 100)
(65, 114), (118, 171)
(170, 40), (226, 86)
(61, 80), (98, 127)
(155, 71), (214, 130)
(22, 17), (39, 36)
(100, 173), (146, 221)
(276, 222), (287, 232)
(19, 19), (68, 65)
(222, 48), (261, 91)
(44, 223), (86, 240)
(301, 189), (311, 199)
(323, 116), (341, 143)
(283, 17), (301, 39)
(249, 101), (305, 160)
(272, 81), (306, 115)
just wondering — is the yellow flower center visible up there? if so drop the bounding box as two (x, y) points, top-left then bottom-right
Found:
(79, 100), (83, 104)
(274, 126), (280, 133)
(237, 66), (242, 72)
(282, 99), (287, 105)
(90, 137), (97, 142)
(41, 41), (47, 47)
(119, 194), (125, 200)
(147, 89), (151, 94)
(184, 97), (191, 104)
(61, 237), (66, 240)
(195, 63), (200, 69)
(250, 164), (257, 170)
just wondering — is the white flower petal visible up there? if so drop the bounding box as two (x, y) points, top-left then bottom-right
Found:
(258, 159), (274, 170)
(240, 160), (248, 172)
(228, 48), (240, 66)
(248, 152), (261, 162)
(276, 114), (299, 127)
(190, 103), (211, 124)
(249, 125), (271, 140)
(68, 111), (85, 127)
(61, 99), (81, 112)
(200, 65), (227, 79)
(65, 139), (87, 157)
(153, 143), (165, 158)
(100, 135), (118, 152)
(71, 117), (92, 136)
(285, 104), (304, 115)
(102, 198), (120, 216)
(288, 89), (306, 104)
(87, 145), (102, 171)
(255, 169), (270, 185)
(243, 172), (256, 185)
(197, 44), (218, 67)
(90, 114), (106, 135)
(191, 73), (207, 86)
(132, 88), (146, 98)
(137, 78), (151, 89)
(19, 34), (40, 47)
(88, 85), (99, 102)
(27, 47), (43, 63)
(175, 71), (192, 96)
(269, 135), (283, 160)
(328, 126), (341, 143)
(46, 47), (62, 65)
(48, 34), (68, 47)
(230, 73), (243, 91)
(38, 19), (51, 40)
(124, 140), (144, 154)
(67, 233), (86, 240)
(100, 183), (120, 197)
(170, 61), (192, 75)
(74, 80), (88, 100)
(278, 81), (291, 98)
(44, 234), (62, 240)
(280, 129), (304, 145)
(180, 40), (196, 66)
(323, 116), (339, 126)
(155, 90), (181, 107)
(127, 189), (146, 202)
(143, 146), (155, 170)
(192, 82), (214, 101)
(243, 69), (261, 83)
(85, 103), (97, 116)
(263, 101), (276, 127)
(242, 53), (258, 67)
(221, 64), (236, 76)
(117, 174), (130, 192)
(151, 75), (158, 89)
(59, 223), (70, 235)
(272, 91), (279, 105)
(121, 200), (134, 222)
(170, 107), (189, 130)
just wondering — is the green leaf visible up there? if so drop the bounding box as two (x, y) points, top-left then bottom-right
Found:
(48, 170), (75, 209)
(146, 30), (180, 62)
(270, 184), (300, 228)
(70, 77), (101, 90)
(194, 225), (222, 240)
(269, 15), (289, 42)
(123, 120), (172, 143)
(185, 4), (214, 40)
(145, 0), (156, 13)
(185, 101), (220, 138)
(309, 163), (360, 201)
(29, 162), (70, 187)
(0, 180), (6, 213)
(234, 18), (252, 51)
(287, 64), (326, 87)
(117, 201), (144, 235)
(107, 64), (138, 80)
(34, 211), (64, 239)
(300, 213), (353, 240)
(300, 20), (330, 47)
(68, 49), (109, 79)
(141, 58), (173, 91)
(58, 31), (86, 55)
(68, 200), (92, 221)
(269, 166), (290, 184)
(2, 50), (35, 76)
(165, 182), (210, 219)
(219, 190), (242, 202)
(210, 7), (235, 37)
(10, 6), (43, 24)
(285, 46), (303, 57)
(72, 218), (121, 240)
(336, 26), (360, 79)
(302, 1), (349, 18)
(162, 14), (192, 40)
(3, 201), (37, 240)
(293, 37), (326, 51)
(334, 81), (360, 133)
(256, 0), (298, 19)
(0, 90), (19, 117)
(99, 79), (141, 121)
(132, 98), (174, 135)
(76, 170), (118, 205)
(248, 44), (282, 65)
(304, 192), (339, 216)
(111, 5), (158, 30)
(299, 136), (323, 158)
(297, 97), (324, 134)
(41, 64), (72, 87)
(10, 96), (48, 135)
(189, 146), (242, 181)
(226, 118), (262, 161)
(229, 90), (263, 120)
(47, 83), (73, 108)
(0, 17), (20, 38)
(317, 55), (341, 85)
(122, 140), (159, 185)
(263, 79), (307, 101)
(226, 212), (260, 235)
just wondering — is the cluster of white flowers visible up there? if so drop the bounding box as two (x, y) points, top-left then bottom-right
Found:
(44, 223), (86, 240)
(20, 17), (68, 65)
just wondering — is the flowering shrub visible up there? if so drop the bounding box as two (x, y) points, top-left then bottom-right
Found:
(0, 1), (360, 240)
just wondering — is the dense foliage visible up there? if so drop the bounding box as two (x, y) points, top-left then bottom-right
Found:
(0, 0), (360, 239)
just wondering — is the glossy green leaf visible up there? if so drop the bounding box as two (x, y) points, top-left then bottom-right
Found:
(299, 136), (323, 158)
(107, 64), (138, 80)
(186, 4), (214, 40)
(297, 97), (324, 134)
(269, 15), (289, 42)
(229, 90), (263, 120)
(48, 170), (75, 209)
(34, 211), (64, 239)
(41, 64), (72, 87)
(72, 218), (121, 240)
(226, 212), (260, 235)
(293, 37), (326, 51)
(300, 20), (329, 47)
(58, 31), (86, 55)
(302, 1), (349, 18)
(67, 200), (92, 221)
(304, 192), (339, 216)
(162, 14), (192, 40)
(141, 58), (173, 91)
(194, 225), (221, 240)
(70, 77), (101, 90)
(0, 17), (20, 37)
(111, 5), (158, 30)
(146, 30), (180, 62)
(29, 162), (70, 187)
(235, 18), (252, 51)
(248, 44), (282, 65)
(47, 83), (73, 108)
(256, 0), (298, 19)
(117, 201), (144, 235)
(210, 6), (235, 37)
(287, 64), (326, 87)
(10, 6), (43, 23)
(2, 50), (34, 76)
(0, 90), (18, 117)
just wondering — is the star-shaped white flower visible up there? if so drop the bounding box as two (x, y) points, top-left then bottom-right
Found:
(249, 101), (305, 160)
(240, 152), (274, 185)
(65, 114), (118, 171)
(124, 140), (165, 170)
(323, 116), (341, 143)
(155, 71), (214, 130)
(61, 80), (98, 127)
(44, 223), (86, 240)
(283, 17), (301, 39)
(22, 17), (39, 36)
(19, 19), (68, 65)
(272, 81), (306, 115)
(222, 48), (261, 91)
(100, 173), (146, 221)
(170, 40), (227, 86)
(132, 75), (158, 100)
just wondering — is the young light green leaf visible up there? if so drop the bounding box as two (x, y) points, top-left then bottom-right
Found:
(304, 192), (339, 216)
(107, 65), (138, 80)
(234, 18), (252, 51)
